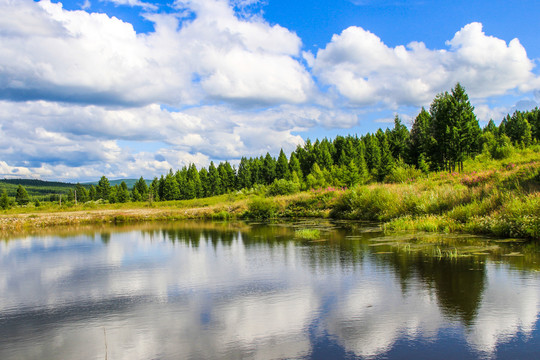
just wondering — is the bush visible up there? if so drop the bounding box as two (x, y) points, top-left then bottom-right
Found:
(246, 197), (278, 219)
(266, 179), (300, 196)
(385, 164), (424, 183)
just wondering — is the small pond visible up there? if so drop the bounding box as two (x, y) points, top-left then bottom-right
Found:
(1, 220), (539, 359)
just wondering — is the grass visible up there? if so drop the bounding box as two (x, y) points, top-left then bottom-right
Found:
(294, 228), (321, 240)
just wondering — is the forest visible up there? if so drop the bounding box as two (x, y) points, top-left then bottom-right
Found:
(1, 83), (539, 209)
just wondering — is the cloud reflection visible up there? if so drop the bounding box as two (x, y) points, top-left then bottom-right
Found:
(0, 226), (539, 359)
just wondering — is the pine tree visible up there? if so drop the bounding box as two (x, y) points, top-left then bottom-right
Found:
(377, 132), (394, 181)
(131, 188), (141, 202)
(163, 171), (180, 200)
(389, 115), (410, 161)
(16, 185), (30, 205)
(117, 181), (130, 203)
(288, 153), (303, 181)
(149, 177), (160, 201)
(275, 149), (290, 180)
(199, 168), (209, 198)
(262, 153), (276, 185)
(504, 111), (532, 147)
(187, 164), (202, 197)
(409, 107), (432, 168)
(0, 189), (9, 209)
(430, 83), (479, 171)
(89, 185), (97, 201)
(96, 176), (111, 200)
(75, 183), (89, 203)
(134, 176), (148, 199)
(237, 157), (252, 190)
(208, 161), (222, 196)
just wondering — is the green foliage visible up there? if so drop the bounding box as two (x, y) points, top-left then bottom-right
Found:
(246, 197), (278, 219)
(266, 179), (300, 196)
(96, 176), (111, 200)
(16, 185), (30, 205)
(294, 228), (320, 240)
(0, 189), (10, 209)
(385, 162), (424, 183)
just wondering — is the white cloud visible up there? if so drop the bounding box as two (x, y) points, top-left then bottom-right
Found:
(0, 100), (312, 180)
(0, 0), (312, 107)
(312, 22), (537, 107)
(0, 0), (538, 181)
(101, 0), (158, 10)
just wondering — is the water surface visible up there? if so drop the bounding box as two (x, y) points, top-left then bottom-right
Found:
(1, 221), (539, 359)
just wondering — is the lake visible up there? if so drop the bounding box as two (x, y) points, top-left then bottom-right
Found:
(1, 220), (539, 359)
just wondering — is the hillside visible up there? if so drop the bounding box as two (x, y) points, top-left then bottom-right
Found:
(0, 179), (77, 197)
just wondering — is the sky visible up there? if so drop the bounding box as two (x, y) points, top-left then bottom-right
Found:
(1, 0), (539, 182)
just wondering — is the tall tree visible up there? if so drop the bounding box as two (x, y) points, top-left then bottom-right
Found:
(388, 115), (410, 161)
(15, 185), (30, 205)
(429, 83), (479, 171)
(163, 170), (180, 200)
(237, 157), (252, 190)
(117, 181), (130, 203)
(199, 168), (209, 198)
(0, 189), (10, 209)
(89, 185), (97, 201)
(134, 176), (148, 200)
(96, 176), (111, 200)
(409, 107), (432, 168)
(262, 153), (276, 185)
(377, 131), (394, 181)
(288, 152), (303, 181)
(75, 183), (89, 203)
(503, 111), (532, 147)
(275, 149), (290, 180)
(207, 161), (222, 196)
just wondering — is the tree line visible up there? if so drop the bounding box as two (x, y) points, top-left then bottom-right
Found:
(2, 84), (539, 209)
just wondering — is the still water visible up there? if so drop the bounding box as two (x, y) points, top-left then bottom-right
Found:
(1, 220), (539, 359)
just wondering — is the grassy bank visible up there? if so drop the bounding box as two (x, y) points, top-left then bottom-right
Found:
(1, 148), (539, 240)
(330, 147), (540, 240)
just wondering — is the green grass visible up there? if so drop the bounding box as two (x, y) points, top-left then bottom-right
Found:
(294, 228), (321, 240)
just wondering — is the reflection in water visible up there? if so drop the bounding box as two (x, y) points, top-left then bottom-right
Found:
(0, 221), (539, 359)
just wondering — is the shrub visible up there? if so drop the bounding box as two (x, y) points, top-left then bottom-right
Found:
(266, 179), (300, 196)
(246, 197), (278, 219)
(385, 164), (424, 183)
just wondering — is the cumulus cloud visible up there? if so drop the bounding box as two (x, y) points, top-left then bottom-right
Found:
(312, 22), (537, 107)
(0, 100), (310, 180)
(0, 0), (313, 107)
(0, 0), (538, 181)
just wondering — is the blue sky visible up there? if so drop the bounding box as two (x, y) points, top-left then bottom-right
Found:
(0, 0), (539, 181)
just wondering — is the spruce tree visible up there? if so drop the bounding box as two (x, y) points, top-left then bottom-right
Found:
(0, 189), (9, 209)
(89, 185), (97, 201)
(262, 153), (276, 185)
(208, 161), (222, 196)
(275, 149), (290, 180)
(288, 153), (303, 181)
(409, 107), (432, 168)
(96, 176), (111, 200)
(117, 181), (130, 203)
(16, 185), (30, 205)
(237, 157), (252, 190)
(389, 115), (410, 161)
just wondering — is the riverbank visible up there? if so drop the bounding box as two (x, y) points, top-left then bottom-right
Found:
(1, 149), (539, 239)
